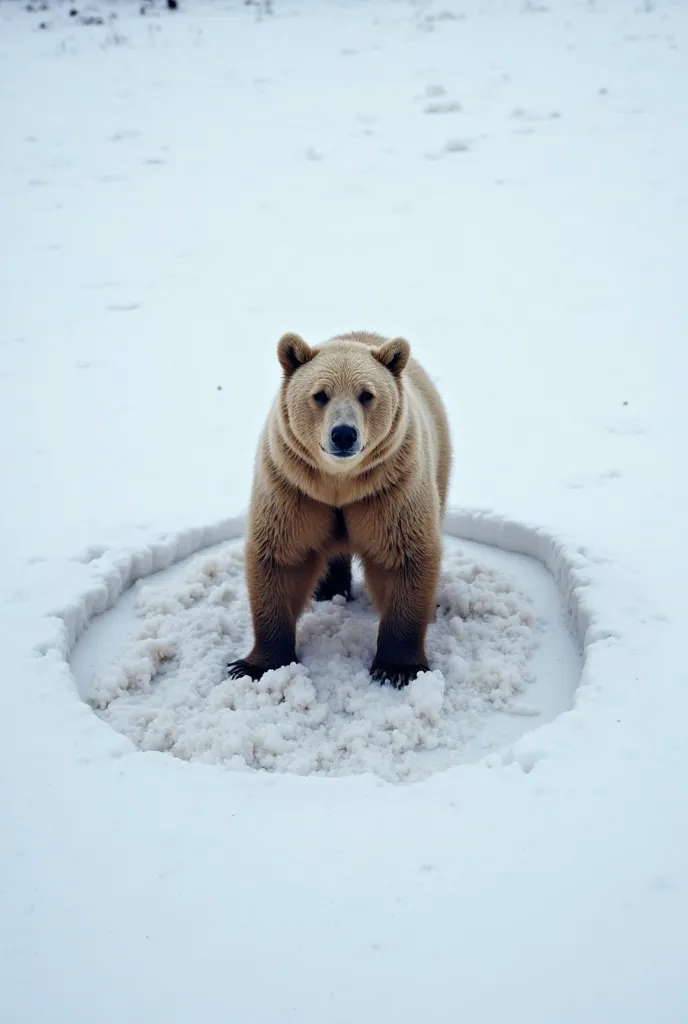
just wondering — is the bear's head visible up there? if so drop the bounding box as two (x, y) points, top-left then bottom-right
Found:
(276, 332), (411, 473)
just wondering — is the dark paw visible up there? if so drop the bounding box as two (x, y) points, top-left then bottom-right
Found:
(227, 655), (299, 681)
(227, 659), (267, 681)
(370, 661), (429, 689)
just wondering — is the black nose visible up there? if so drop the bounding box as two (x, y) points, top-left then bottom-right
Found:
(330, 424), (358, 453)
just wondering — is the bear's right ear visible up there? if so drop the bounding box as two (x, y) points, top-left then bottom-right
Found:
(373, 337), (411, 378)
(277, 333), (314, 377)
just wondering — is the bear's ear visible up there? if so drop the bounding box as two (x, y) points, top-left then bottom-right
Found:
(373, 337), (411, 378)
(277, 332), (314, 377)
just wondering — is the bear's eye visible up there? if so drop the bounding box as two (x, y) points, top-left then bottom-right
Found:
(313, 391), (330, 406)
(359, 390), (374, 406)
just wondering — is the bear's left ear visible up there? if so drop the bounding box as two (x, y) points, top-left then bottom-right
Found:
(277, 332), (315, 377)
(373, 337), (411, 378)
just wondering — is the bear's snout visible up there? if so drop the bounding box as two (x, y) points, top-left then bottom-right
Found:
(329, 424), (359, 457)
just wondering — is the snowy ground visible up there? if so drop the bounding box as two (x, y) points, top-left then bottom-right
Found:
(71, 533), (578, 780)
(2, 0), (688, 1021)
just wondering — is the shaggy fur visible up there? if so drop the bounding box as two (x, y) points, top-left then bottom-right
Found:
(227, 330), (452, 688)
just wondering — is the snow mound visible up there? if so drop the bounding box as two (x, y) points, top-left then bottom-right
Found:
(89, 539), (540, 782)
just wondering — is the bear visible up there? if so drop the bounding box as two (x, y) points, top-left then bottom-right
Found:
(227, 329), (452, 688)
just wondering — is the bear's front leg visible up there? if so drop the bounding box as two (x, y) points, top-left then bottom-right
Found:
(227, 546), (325, 681)
(364, 545), (441, 689)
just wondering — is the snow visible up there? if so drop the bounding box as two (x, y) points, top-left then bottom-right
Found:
(70, 533), (578, 780)
(2, 0), (688, 1022)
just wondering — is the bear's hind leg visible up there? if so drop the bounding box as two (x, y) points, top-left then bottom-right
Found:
(313, 555), (352, 602)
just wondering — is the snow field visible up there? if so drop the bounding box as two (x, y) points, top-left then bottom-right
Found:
(2, 1), (688, 1022)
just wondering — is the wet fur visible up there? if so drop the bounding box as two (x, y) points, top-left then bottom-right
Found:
(228, 330), (452, 688)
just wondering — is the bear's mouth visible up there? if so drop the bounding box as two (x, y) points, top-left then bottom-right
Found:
(320, 445), (364, 460)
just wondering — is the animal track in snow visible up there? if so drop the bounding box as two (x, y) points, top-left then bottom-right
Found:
(510, 107), (561, 123)
(423, 99), (462, 115)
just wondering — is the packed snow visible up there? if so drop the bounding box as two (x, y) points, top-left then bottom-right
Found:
(2, 1), (688, 1023)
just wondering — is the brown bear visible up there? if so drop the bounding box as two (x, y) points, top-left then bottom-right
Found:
(227, 330), (452, 688)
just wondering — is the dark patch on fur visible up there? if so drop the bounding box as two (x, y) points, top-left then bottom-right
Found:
(332, 507), (348, 541)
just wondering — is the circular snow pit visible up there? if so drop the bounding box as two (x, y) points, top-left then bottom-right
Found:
(71, 530), (580, 783)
